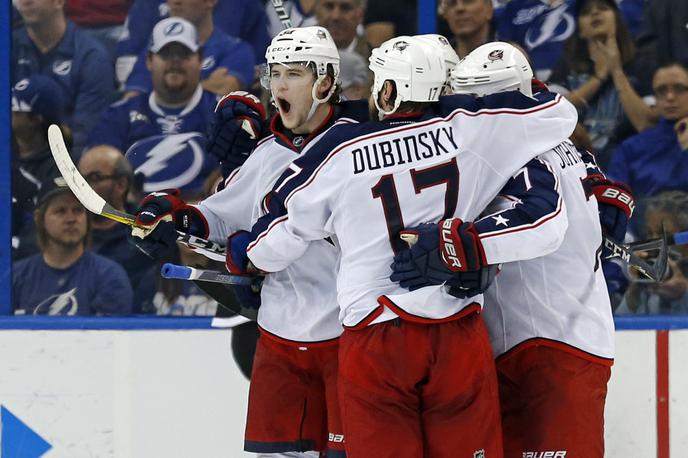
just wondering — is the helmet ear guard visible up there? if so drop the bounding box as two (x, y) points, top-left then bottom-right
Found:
(450, 41), (534, 98)
(369, 36), (447, 119)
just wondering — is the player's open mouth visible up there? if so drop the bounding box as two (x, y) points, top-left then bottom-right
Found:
(277, 98), (291, 114)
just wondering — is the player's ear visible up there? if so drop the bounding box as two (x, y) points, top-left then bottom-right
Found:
(381, 80), (396, 105)
(317, 76), (334, 98)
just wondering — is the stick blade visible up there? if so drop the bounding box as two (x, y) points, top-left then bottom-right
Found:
(47, 124), (107, 215)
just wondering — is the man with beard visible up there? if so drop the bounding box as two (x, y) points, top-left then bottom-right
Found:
(87, 17), (217, 155)
(12, 177), (132, 316)
(78, 145), (158, 312)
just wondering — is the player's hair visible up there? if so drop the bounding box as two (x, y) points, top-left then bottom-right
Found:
(34, 193), (92, 250)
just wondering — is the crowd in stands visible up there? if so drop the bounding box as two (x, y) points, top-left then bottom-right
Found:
(9, 0), (688, 316)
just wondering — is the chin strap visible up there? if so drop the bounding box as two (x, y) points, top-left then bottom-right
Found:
(306, 74), (336, 121)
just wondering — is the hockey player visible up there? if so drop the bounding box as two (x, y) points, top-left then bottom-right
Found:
(131, 26), (368, 457)
(390, 42), (632, 457)
(242, 37), (578, 457)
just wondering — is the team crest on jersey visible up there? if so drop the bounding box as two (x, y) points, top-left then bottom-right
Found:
(126, 132), (216, 193)
(293, 136), (304, 147)
(129, 110), (150, 124)
(52, 60), (72, 76)
(488, 50), (504, 61)
(202, 56), (216, 71)
(393, 41), (410, 52)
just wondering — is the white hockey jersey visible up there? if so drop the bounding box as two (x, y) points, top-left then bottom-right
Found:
(480, 140), (615, 362)
(195, 102), (368, 343)
(248, 92), (578, 328)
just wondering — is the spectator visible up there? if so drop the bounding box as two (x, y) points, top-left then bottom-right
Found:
(314, 0), (371, 94)
(607, 63), (688, 206)
(13, 176), (133, 315)
(78, 145), (158, 312)
(88, 17), (217, 154)
(12, 76), (67, 193)
(124, 1), (255, 96)
(13, 0), (115, 156)
(439, 0), (495, 59)
(265, 0), (318, 37)
(495, 0), (577, 80)
(65, 0), (132, 61)
(364, 0), (416, 48)
(548, 0), (653, 168)
(617, 191), (688, 315)
(116, 0), (269, 84)
(635, 0), (688, 87)
(315, 0), (369, 60)
(12, 76), (70, 259)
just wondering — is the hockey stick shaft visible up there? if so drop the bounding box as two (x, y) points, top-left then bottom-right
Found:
(47, 124), (225, 261)
(161, 263), (256, 286)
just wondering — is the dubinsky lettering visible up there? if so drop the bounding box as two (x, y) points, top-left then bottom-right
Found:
(351, 126), (458, 174)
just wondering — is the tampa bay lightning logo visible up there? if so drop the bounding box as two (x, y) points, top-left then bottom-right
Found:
(522, 4), (575, 50)
(202, 56), (216, 71)
(52, 60), (72, 76)
(14, 79), (30, 91)
(164, 21), (185, 36)
(126, 133), (217, 193)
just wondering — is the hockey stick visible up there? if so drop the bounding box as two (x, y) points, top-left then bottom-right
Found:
(161, 263), (259, 320)
(47, 124), (226, 262)
(400, 231), (670, 282)
(161, 263), (257, 286)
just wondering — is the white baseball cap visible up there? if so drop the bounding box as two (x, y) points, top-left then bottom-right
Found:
(149, 17), (199, 53)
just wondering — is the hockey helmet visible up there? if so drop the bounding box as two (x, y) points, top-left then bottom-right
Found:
(262, 26), (340, 106)
(369, 36), (447, 118)
(415, 34), (460, 93)
(451, 41), (533, 97)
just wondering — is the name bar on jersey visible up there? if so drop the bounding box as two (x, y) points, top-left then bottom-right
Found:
(351, 126), (458, 174)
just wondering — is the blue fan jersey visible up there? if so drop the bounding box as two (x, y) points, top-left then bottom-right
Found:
(13, 252), (133, 315)
(495, 0), (578, 80)
(117, 0), (270, 63)
(125, 26), (255, 93)
(87, 85), (217, 153)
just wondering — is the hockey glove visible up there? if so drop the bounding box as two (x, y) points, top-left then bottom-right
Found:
(446, 265), (500, 298)
(131, 190), (209, 259)
(225, 230), (253, 275)
(390, 219), (488, 291)
(207, 91), (267, 180)
(582, 174), (635, 251)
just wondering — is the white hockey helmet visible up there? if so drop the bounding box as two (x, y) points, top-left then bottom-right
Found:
(263, 26), (341, 108)
(451, 41), (533, 97)
(369, 36), (447, 118)
(415, 34), (460, 93)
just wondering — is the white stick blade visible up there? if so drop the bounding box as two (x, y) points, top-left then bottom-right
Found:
(47, 124), (107, 215)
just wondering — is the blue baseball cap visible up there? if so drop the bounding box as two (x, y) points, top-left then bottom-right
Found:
(11, 75), (67, 124)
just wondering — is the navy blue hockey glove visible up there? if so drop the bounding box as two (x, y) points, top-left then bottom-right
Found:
(131, 190), (209, 260)
(582, 174), (635, 254)
(207, 91), (267, 182)
(446, 265), (500, 298)
(390, 219), (488, 291)
(225, 230), (252, 275)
